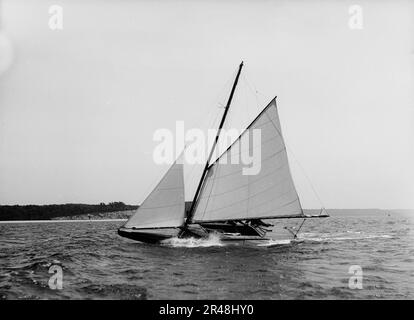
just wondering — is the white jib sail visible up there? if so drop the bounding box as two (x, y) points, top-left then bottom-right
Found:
(192, 98), (303, 223)
(124, 157), (185, 229)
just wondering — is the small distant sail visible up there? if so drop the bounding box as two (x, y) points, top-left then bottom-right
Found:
(191, 98), (303, 223)
(124, 157), (185, 229)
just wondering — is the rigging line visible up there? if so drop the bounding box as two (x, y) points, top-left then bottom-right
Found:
(185, 83), (235, 217)
(245, 85), (251, 220)
(287, 147), (326, 210)
(205, 114), (283, 166)
(242, 74), (250, 132)
(183, 102), (224, 197)
(192, 89), (231, 171)
(247, 160), (250, 220)
(183, 80), (230, 188)
(205, 98), (277, 170)
(285, 207), (330, 240)
(139, 113), (217, 208)
(299, 207), (333, 239)
(188, 62), (245, 223)
(265, 111), (304, 214)
(191, 100), (220, 145)
(242, 74), (259, 114)
(284, 219), (307, 239)
(200, 157), (222, 221)
(186, 67), (238, 152)
(183, 160), (198, 185)
(211, 68), (239, 108)
(205, 106), (224, 162)
(264, 106), (325, 210)
(243, 70), (264, 113)
(294, 219), (307, 239)
(183, 109), (220, 181)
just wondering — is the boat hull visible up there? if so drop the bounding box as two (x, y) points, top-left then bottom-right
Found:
(118, 227), (181, 244)
(117, 224), (270, 244)
(200, 222), (267, 237)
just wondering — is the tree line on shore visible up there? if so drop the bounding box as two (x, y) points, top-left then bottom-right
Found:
(0, 202), (139, 221)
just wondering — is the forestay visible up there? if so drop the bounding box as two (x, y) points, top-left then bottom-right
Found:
(124, 157), (185, 229)
(191, 98), (303, 223)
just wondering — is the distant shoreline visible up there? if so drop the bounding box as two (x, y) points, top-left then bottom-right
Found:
(0, 219), (128, 224)
(0, 206), (412, 223)
(0, 203), (138, 221)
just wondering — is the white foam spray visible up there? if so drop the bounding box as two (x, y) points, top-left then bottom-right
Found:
(160, 233), (224, 248)
(298, 232), (392, 243)
(256, 239), (293, 247)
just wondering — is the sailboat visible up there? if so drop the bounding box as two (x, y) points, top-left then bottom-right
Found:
(118, 62), (328, 244)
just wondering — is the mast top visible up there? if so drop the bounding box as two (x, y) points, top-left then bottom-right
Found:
(184, 61), (244, 226)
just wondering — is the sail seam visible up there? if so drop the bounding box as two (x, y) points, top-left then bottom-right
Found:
(217, 117), (277, 156)
(200, 159), (221, 221)
(157, 186), (184, 191)
(139, 203), (183, 210)
(207, 148), (286, 181)
(264, 105), (303, 214)
(226, 138), (279, 158)
(192, 99), (303, 222)
(207, 97), (277, 170)
(200, 198), (301, 221)
(198, 162), (291, 199)
(193, 208), (304, 223)
(219, 132), (282, 164)
(200, 183), (298, 216)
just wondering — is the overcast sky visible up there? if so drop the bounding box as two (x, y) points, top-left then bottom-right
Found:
(0, 0), (413, 209)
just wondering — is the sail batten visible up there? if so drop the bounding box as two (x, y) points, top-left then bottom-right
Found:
(191, 98), (303, 223)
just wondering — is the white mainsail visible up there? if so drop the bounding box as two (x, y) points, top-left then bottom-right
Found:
(124, 157), (185, 229)
(191, 98), (303, 223)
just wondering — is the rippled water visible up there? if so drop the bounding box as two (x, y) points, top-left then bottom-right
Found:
(0, 210), (413, 299)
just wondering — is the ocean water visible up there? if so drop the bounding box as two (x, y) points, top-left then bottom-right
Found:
(0, 210), (413, 299)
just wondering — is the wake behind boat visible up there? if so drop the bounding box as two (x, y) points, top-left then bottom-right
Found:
(118, 62), (328, 245)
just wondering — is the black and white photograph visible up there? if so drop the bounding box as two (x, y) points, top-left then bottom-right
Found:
(0, 0), (413, 307)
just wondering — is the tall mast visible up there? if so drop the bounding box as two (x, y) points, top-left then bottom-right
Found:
(185, 61), (244, 225)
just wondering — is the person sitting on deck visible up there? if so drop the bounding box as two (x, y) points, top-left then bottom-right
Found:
(247, 219), (273, 227)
